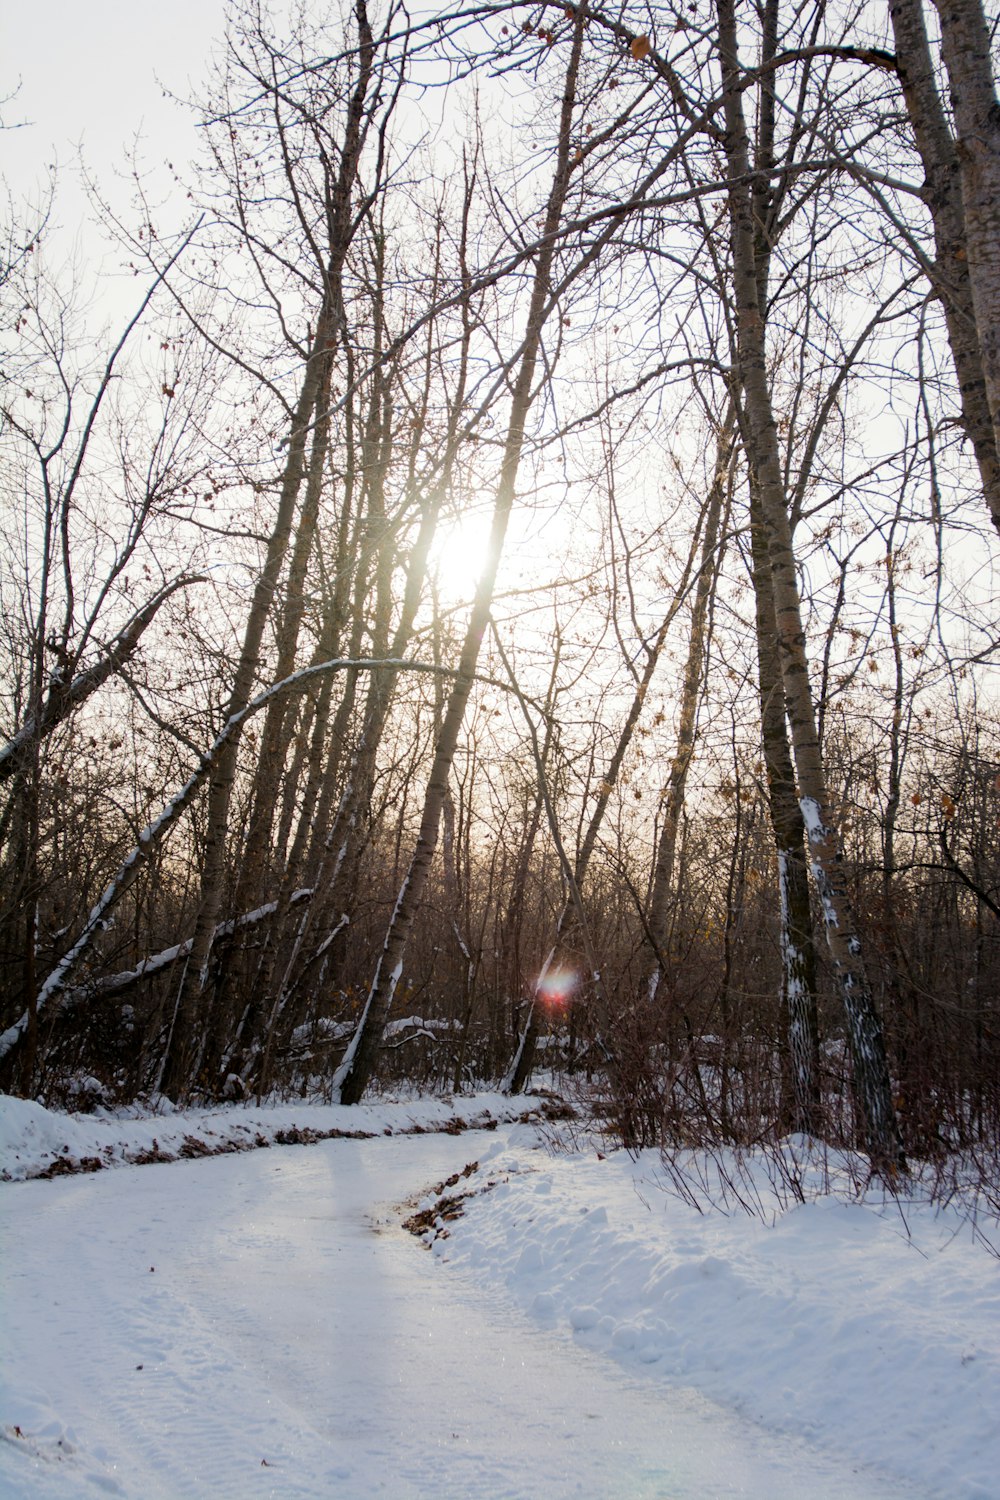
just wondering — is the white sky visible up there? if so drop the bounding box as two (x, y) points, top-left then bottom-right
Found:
(3, 0), (228, 226)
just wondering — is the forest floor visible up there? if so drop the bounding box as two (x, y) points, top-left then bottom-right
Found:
(0, 1089), (996, 1499)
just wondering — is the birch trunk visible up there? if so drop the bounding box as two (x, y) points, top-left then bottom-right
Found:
(748, 485), (821, 1135)
(717, 0), (903, 1167)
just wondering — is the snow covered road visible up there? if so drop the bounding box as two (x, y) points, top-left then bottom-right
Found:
(0, 1127), (936, 1499)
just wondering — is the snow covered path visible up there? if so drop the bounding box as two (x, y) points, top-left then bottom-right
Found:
(2, 1128), (933, 1499)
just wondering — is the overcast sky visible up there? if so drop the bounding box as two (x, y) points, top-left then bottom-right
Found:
(3, 0), (227, 223)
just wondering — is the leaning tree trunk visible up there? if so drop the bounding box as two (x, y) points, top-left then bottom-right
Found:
(334, 12), (587, 1106)
(236, 348), (334, 906)
(198, 353), (337, 1087)
(256, 451), (468, 1083)
(928, 0), (1000, 534)
(717, 0), (903, 1168)
(239, 491), (402, 1093)
(0, 658), (360, 1069)
(221, 301), (398, 1090)
(272, 204), (479, 1037)
(889, 0), (1000, 534)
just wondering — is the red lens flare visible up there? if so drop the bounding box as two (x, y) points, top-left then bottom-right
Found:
(536, 967), (577, 1009)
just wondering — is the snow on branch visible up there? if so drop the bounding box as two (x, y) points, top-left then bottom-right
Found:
(56, 888), (314, 1011)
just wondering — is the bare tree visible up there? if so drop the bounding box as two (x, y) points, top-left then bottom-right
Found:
(334, 10), (591, 1105)
(0, 210), (212, 1089)
(888, 0), (1000, 534)
(927, 0), (1000, 533)
(645, 407), (733, 997)
(159, 0), (393, 1098)
(716, 0), (902, 1167)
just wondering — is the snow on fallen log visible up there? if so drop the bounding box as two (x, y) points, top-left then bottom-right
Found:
(57, 888), (314, 1010)
(0, 1090), (574, 1181)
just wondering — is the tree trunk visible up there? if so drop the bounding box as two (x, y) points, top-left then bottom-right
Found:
(335, 13), (587, 1106)
(930, 0), (1000, 526)
(158, 310), (334, 1099)
(159, 1), (378, 1099)
(282, 185), (480, 1013)
(645, 410), (733, 998)
(717, 0), (903, 1168)
(237, 349), (334, 901)
(889, 0), (1000, 534)
(748, 483), (821, 1136)
(739, 0), (820, 1138)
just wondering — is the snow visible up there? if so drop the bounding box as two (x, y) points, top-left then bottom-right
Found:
(0, 1091), (539, 1182)
(423, 1131), (999, 1499)
(383, 1016), (457, 1038)
(1, 1094), (997, 1499)
(799, 796), (826, 843)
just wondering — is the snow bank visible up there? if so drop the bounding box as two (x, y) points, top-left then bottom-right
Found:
(417, 1131), (1000, 1500)
(0, 1090), (566, 1181)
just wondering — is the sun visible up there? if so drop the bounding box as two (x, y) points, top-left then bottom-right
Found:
(428, 509), (494, 603)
